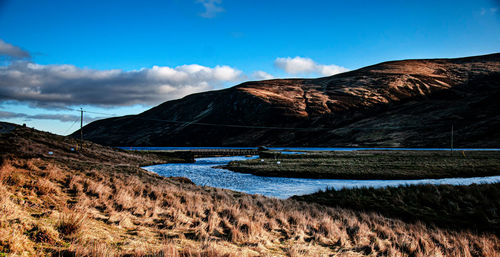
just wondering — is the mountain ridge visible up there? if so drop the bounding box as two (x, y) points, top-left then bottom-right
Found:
(75, 53), (500, 147)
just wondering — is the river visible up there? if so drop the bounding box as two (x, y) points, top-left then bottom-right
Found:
(143, 155), (500, 199)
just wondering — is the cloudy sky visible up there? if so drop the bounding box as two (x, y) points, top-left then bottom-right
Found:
(0, 0), (499, 135)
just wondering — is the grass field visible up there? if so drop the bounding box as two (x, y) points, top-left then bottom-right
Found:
(225, 150), (500, 179)
(1, 123), (499, 256)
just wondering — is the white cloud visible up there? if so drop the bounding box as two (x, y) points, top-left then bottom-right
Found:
(275, 57), (316, 74)
(317, 64), (350, 76)
(274, 56), (348, 76)
(0, 61), (243, 108)
(197, 0), (224, 18)
(0, 39), (30, 59)
(213, 65), (242, 80)
(252, 71), (275, 80)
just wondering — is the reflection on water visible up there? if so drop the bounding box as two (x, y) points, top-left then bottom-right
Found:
(143, 156), (500, 199)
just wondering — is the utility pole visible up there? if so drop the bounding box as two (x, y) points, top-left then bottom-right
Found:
(450, 123), (454, 155)
(80, 108), (83, 150)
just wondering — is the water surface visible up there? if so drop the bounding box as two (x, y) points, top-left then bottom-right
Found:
(144, 156), (500, 199)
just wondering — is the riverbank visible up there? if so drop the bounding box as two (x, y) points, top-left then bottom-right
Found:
(225, 150), (500, 179)
(1, 122), (499, 256)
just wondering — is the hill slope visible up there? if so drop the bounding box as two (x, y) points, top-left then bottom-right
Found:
(2, 122), (499, 256)
(76, 53), (500, 147)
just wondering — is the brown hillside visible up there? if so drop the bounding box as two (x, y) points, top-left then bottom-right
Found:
(76, 54), (500, 147)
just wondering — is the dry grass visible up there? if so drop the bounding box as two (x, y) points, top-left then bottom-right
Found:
(56, 210), (86, 239)
(0, 123), (499, 256)
(1, 156), (499, 256)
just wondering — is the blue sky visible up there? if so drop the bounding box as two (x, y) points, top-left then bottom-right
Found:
(0, 0), (499, 135)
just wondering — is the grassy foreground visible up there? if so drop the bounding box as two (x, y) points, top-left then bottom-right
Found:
(1, 122), (499, 256)
(225, 150), (500, 179)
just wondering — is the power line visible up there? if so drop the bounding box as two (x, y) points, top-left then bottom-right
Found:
(66, 108), (116, 117)
(127, 116), (444, 131)
(63, 119), (79, 134)
(71, 108), (446, 132)
(83, 110), (117, 116)
(0, 101), (456, 132)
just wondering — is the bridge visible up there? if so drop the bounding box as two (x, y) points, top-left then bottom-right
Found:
(140, 148), (261, 162)
(189, 148), (259, 157)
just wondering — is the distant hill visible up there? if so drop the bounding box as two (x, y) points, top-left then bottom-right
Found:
(74, 53), (500, 147)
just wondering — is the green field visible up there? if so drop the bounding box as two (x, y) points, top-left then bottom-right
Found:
(225, 150), (500, 179)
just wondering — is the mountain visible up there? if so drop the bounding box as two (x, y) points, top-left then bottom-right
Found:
(75, 53), (500, 147)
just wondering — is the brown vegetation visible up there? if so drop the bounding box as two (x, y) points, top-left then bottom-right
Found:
(1, 123), (499, 256)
